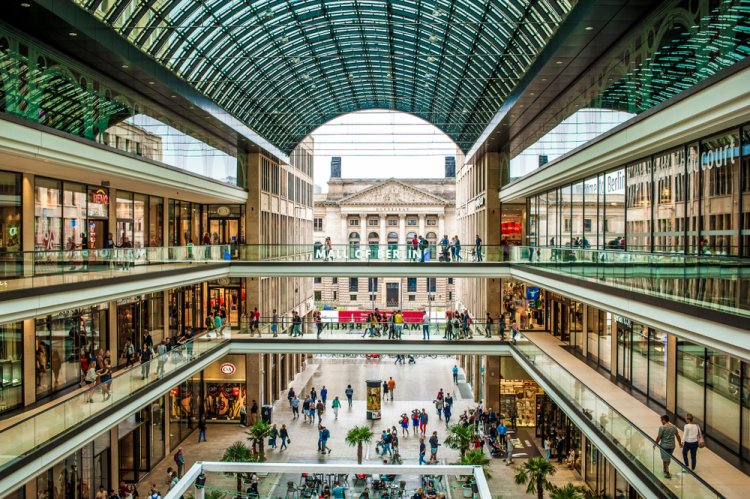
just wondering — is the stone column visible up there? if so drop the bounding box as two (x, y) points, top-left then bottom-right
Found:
(245, 153), (263, 315)
(473, 355), (482, 403)
(483, 356), (501, 411)
(438, 214), (445, 239)
(398, 215), (406, 249)
(379, 215), (387, 258)
(110, 426), (120, 487)
(22, 173), (34, 276)
(666, 333), (677, 415)
(418, 214), (425, 237)
(581, 304), (589, 357)
(23, 318), (35, 406)
(108, 301), (118, 355)
(246, 353), (262, 414)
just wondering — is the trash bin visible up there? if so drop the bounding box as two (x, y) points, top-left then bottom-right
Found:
(261, 404), (273, 424)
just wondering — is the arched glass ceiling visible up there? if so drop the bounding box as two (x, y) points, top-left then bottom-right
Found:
(73, 0), (575, 155)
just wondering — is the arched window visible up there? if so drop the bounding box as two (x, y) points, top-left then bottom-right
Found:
(386, 231), (399, 260)
(387, 232), (399, 242)
(348, 232), (360, 259)
(368, 231), (380, 259)
(427, 232), (438, 260)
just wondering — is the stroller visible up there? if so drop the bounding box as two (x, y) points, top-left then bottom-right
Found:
(485, 436), (504, 458)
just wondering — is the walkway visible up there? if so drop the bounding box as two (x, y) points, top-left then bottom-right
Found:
(525, 332), (749, 497)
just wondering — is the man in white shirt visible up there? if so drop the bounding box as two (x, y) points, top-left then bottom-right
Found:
(422, 312), (430, 340)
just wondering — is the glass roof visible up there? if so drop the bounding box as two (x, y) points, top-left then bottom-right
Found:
(72, 0), (575, 154)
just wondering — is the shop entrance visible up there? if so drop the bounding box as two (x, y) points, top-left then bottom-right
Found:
(118, 300), (145, 363)
(616, 317), (633, 384)
(552, 300), (570, 342)
(208, 218), (239, 245)
(208, 281), (244, 327)
(87, 219), (108, 249)
(118, 410), (151, 482)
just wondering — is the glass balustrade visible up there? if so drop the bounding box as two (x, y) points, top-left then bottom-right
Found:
(511, 336), (721, 499)
(0, 335), (228, 472)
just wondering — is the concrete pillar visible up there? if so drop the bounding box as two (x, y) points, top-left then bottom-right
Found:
(162, 197), (169, 247)
(110, 426), (119, 488)
(246, 354), (261, 418)
(109, 188), (117, 238)
(610, 315), (618, 379)
(473, 355), (482, 403)
(484, 356), (501, 411)
(581, 304), (589, 357)
(163, 290), (170, 340)
(438, 215), (445, 240)
(22, 173), (34, 275)
(24, 478), (37, 499)
(163, 394), (171, 454)
(108, 301), (118, 355)
(275, 353), (282, 400)
(666, 333), (677, 415)
(23, 318), (35, 406)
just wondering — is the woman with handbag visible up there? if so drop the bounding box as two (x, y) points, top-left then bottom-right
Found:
(682, 413), (703, 470)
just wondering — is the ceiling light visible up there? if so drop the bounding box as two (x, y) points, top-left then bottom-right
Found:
(68, 32), (78, 37)
(148, 81), (155, 85)
(427, 56), (436, 63)
(264, 9), (274, 19)
(385, 72), (393, 80)
(585, 26), (594, 31)
(302, 73), (310, 80)
(555, 60), (563, 64)
(121, 64), (129, 69)
(348, 74), (355, 80)
(529, 92), (535, 96)
(429, 34), (438, 43)
(541, 78), (547, 82)
(20, 2), (31, 7)
(291, 56), (300, 64)
(170, 95), (177, 98)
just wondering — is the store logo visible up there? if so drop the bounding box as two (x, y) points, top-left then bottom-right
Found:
(217, 206), (231, 216)
(92, 188), (109, 205)
(220, 363), (236, 375)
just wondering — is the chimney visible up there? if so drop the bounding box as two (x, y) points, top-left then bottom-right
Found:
(444, 156), (456, 178)
(331, 157), (342, 178)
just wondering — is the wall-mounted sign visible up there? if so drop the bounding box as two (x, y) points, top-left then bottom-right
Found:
(474, 196), (486, 209)
(92, 188), (109, 205)
(220, 363), (236, 375)
(217, 206), (231, 217)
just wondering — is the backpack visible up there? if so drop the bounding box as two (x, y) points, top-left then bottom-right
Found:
(322, 429), (330, 439)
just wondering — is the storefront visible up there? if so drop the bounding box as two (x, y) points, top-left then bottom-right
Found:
(206, 204), (245, 247)
(615, 317), (667, 408)
(502, 280), (545, 330)
(0, 321), (23, 415)
(527, 124), (750, 257)
(169, 284), (204, 335)
(118, 402), (165, 483)
(169, 376), (200, 451)
(203, 355), (246, 422)
(208, 278), (245, 327)
(0, 171), (22, 277)
(35, 433), (110, 499)
(547, 293), (583, 349)
(168, 201), (245, 248)
(536, 394), (582, 471)
(115, 191), (163, 247)
(117, 293), (165, 364)
(35, 305), (108, 398)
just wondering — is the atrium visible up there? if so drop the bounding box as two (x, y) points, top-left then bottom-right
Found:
(0, 1), (749, 498)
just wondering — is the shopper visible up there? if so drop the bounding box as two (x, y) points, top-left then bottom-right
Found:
(320, 426), (331, 455)
(250, 399), (259, 424)
(387, 377), (396, 401)
(291, 395), (300, 420)
(419, 409), (429, 435)
(332, 396), (341, 419)
(197, 417), (207, 443)
(382, 380), (389, 401)
(682, 413), (702, 471)
(443, 403), (451, 427)
(173, 448), (185, 477)
(140, 343), (153, 380)
(279, 424), (290, 451)
(656, 414), (682, 479)
(412, 410), (421, 435)
(269, 424), (279, 449)
(271, 309), (279, 337)
(98, 358), (112, 400)
(452, 365), (459, 384)
(321, 385), (328, 405)
(484, 313), (493, 337)
(345, 384), (354, 408)
(419, 437), (427, 465)
(428, 432), (440, 463)
(505, 434), (514, 465)
(422, 311), (430, 340)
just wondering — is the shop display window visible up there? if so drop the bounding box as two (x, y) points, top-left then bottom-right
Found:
(0, 321), (23, 415)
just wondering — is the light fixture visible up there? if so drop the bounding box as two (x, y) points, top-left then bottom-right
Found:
(427, 56), (436, 63)
(20, 2), (31, 7)
(541, 78), (547, 82)
(170, 95), (177, 98)
(585, 26), (594, 31)
(148, 81), (155, 85)
(68, 32), (78, 37)
(529, 92), (535, 96)
(121, 64), (129, 69)
(555, 60), (563, 64)
(429, 34), (438, 43)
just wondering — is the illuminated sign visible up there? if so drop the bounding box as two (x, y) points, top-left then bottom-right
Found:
(220, 363), (236, 375)
(92, 188), (109, 205)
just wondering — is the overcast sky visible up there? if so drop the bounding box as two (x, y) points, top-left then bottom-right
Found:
(311, 110), (457, 191)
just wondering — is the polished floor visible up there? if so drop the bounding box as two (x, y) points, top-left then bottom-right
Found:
(138, 357), (583, 497)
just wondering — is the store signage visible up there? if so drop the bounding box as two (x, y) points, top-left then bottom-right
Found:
(220, 363), (236, 375)
(526, 287), (540, 301)
(615, 315), (632, 328)
(217, 206), (231, 216)
(474, 196), (485, 209)
(92, 188), (109, 205)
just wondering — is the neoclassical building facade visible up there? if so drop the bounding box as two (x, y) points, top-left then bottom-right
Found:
(313, 172), (458, 313)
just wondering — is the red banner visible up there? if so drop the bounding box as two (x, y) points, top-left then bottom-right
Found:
(501, 221), (521, 235)
(338, 310), (425, 324)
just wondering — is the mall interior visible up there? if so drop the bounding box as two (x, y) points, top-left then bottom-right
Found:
(0, 1), (749, 499)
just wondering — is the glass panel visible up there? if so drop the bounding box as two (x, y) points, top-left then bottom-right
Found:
(653, 147), (686, 253)
(149, 196), (164, 247)
(63, 182), (87, 251)
(686, 142), (701, 254)
(742, 127), (750, 257)
(583, 178), (597, 249)
(571, 181), (584, 247)
(0, 321), (23, 415)
(648, 330), (667, 407)
(548, 189), (559, 246)
(631, 322), (648, 394)
(0, 171), (21, 255)
(626, 158), (652, 251)
(604, 168), (625, 249)
(705, 349), (740, 450)
(677, 340), (705, 424)
(538, 193), (548, 247)
(35, 178), (62, 251)
(134, 193), (147, 248)
(700, 130), (740, 256)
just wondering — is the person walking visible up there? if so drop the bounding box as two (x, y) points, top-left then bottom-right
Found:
(387, 377), (396, 401)
(484, 313), (493, 338)
(475, 234), (483, 262)
(682, 413), (702, 471)
(419, 437), (427, 465)
(156, 339), (168, 378)
(656, 414), (682, 479)
(97, 359), (112, 400)
(345, 384), (354, 408)
(332, 396), (341, 419)
(380, 430), (393, 457)
(419, 409), (429, 435)
(271, 309), (279, 337)
(434, 397), (444, 420)
(279, 424), (290, 451)
(422, 311), (430, 340)
(197, 417), (207, 443)
(543, 436), (551, 461)
(505, 434), (514, 465)
(428, 432), (440, 463)
(140, 343), (153, 380)
(382, 379), (389, 401)
(320, 426), (331, 455)
(250, 400), (259, 424)
(269, 424), (279, 449)
(443, 403), (452, 427)
(302, 397), (310, 423)
(320, 385), (328, 405)
(291, 395), (300, 420)
(173, 448), (185, 477)
(452, 365), (459, 384)
(316, 399), (325, 424)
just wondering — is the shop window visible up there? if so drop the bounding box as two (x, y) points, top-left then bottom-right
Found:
(408, 295), (415, 302)
(349, 278), (358, 292)
(349, 294), (357, 301)
(332, 277), (338, 284)
(0, 321), (23, 414)
(368, 278), (378, 292)
(0, 172), (21, 257)
(349, 218), (360, 226)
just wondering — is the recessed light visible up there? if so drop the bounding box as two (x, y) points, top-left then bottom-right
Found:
(121, 64), (129, 69)
(68, 32), (77, 37)
(170, 95), (177, 98)
(148, 81), (155, 85)
(585, 26), (594, 31)
(541, 78), (547, 82)
(529, 92), (535, 96)
(20, 2), (31, 7)
(555, 60), (563, 64)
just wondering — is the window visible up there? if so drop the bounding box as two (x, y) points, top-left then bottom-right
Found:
(407, 278), (417, 292)
(426, 278), (436, 293)
(448, 278), (454, 285)
(350, 294), (357, 301)
(408, 295), (415, 302)
(388, 218), (398, 226)
(332, 277), (338, 284)
(333, 291), (338, 300)
(368, 278), (378, 292)
(314, 291), (322, 301)
(349, 218), (360, 226)
(349, 278), (358, 292)
(368, 218), (379, 226)
(426, 218), (437, 226)
(314, 218), (323, 231)
(448, 291), (453, 301)
(314, 277), (322, 284)
(370, 293), (377, 301)
(407, 218), (417, 226)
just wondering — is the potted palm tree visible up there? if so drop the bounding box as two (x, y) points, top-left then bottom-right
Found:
(458, 449), (491, 498)
(245, 421), (274, 462)
(345, 426), (374, 464)
(514, 457), (556, 499)
(221, 441), (255, 495)
(443, 424), (475, 458)
(550, 483), (585, 499)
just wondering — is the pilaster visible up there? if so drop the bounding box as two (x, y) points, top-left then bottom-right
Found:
(23, 318), (35, 406)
